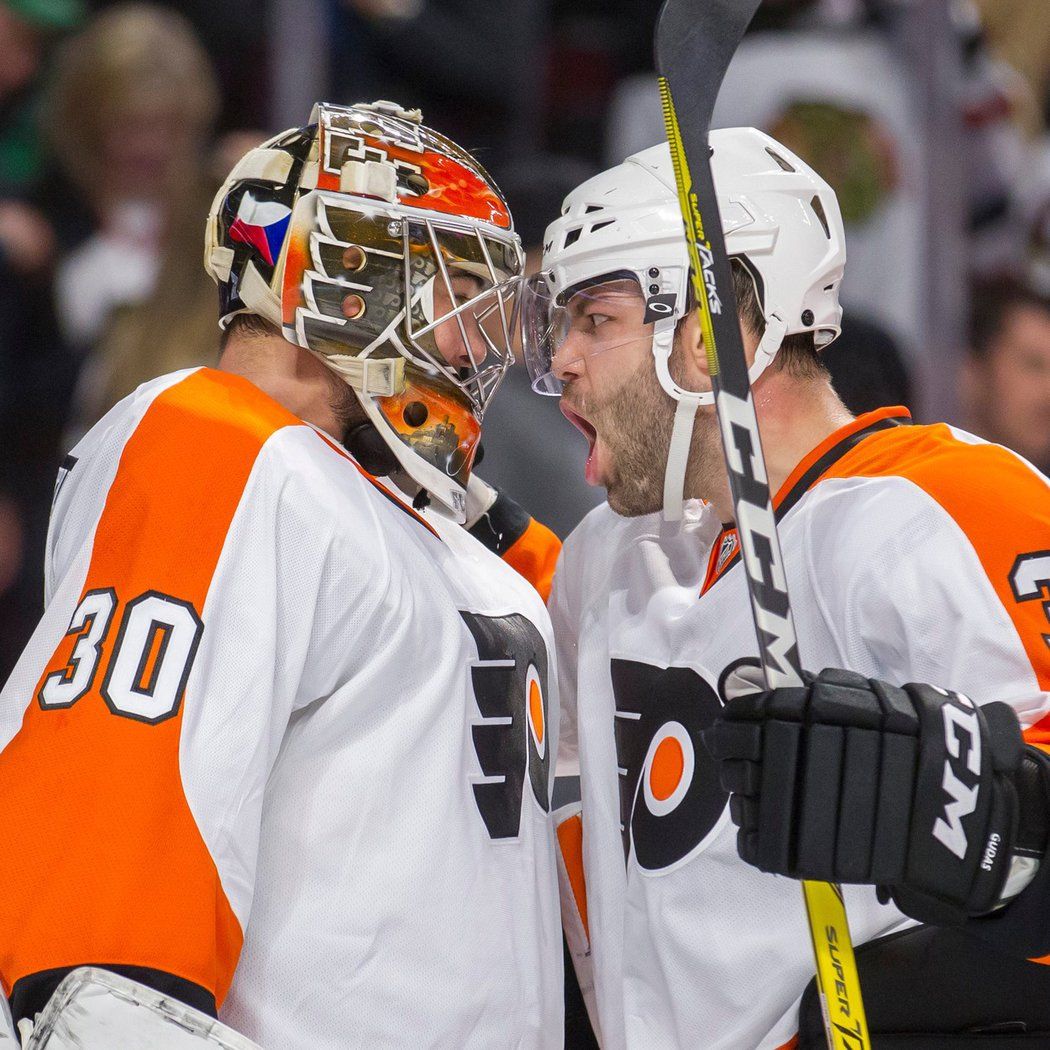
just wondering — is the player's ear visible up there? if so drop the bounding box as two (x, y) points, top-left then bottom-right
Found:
(672, 308), (762, 393)
(673, 308), (713, 391)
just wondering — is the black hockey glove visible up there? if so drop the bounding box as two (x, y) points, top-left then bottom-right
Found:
(703, 668), (1048, 926)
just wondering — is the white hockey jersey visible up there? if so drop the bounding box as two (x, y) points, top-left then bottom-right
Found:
(0, 368), (563, 1049)
(551, 407), (1050, 1049)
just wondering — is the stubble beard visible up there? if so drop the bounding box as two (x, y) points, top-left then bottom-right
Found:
(591, 354), (721, 517)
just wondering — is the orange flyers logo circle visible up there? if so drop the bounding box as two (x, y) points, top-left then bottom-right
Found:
(526, 663), (545, 760)
(641, 721), (695, 818)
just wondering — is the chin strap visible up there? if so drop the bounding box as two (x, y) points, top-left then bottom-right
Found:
(323, 353), (406, 397)
(748, 314), (787, 389)
(662, 392), (701, 521)
(654, 308), (788, 521)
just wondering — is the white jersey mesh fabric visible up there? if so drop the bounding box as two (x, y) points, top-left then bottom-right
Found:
(552, 417), (1050, 1049)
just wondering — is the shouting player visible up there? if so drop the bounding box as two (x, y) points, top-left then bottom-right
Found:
(0, 102), (563, 1049)
(525, 129), (1050, 1047)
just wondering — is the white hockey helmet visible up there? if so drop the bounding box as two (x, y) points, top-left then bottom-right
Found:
(521, 126), (846, 517)
(205, 101), (523, 521)
(524, 127), (845, 399)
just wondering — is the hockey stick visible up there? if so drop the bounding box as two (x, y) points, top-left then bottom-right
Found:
(654, 3), (870, 1048)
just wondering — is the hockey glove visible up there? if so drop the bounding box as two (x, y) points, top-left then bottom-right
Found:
(703, 668), (1048, 925)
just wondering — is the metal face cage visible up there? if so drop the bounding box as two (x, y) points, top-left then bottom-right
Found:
(282, 189), (523, 415)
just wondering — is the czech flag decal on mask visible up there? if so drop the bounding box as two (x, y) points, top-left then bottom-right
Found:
(229, 193), (292, 267)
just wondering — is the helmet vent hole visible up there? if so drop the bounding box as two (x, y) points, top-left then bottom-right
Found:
(404, 172), (430, 196)
(584, 204), (603, 213)
(809, 195), (831, 239)
(342, 245), (367, 272)
(403, 401), (429, 428)
(564, 227), (583, 248)
(341, 294), (366, 319)
(765, 147), (795, 172)
(591, 220), (615, 233)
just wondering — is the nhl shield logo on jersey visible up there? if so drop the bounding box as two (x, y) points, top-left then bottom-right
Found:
(612, 660), (727, 871)
(715, 531), (738, 573)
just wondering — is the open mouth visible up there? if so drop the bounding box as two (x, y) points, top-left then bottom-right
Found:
(560, 402), (601, 484)
(560, 403), (596, 448)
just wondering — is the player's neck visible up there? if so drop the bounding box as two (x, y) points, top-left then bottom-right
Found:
(707, 372), (854, 523)
(219, 331), (347, 438)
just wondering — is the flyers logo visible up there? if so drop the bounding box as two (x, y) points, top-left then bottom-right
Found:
(461, 612), (551, 840)
(612, 659), (726, 871)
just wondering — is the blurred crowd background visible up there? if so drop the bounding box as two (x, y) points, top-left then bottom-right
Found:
(1, 0), (1050, 680)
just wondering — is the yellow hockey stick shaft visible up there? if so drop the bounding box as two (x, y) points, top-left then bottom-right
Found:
(658, 74), (871, 1050)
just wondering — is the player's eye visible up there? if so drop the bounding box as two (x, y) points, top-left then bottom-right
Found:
(452, 275), (485, 302)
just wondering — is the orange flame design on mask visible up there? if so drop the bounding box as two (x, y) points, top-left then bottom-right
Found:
(316, 134), (511, 230)
(377, 377), (482, 486)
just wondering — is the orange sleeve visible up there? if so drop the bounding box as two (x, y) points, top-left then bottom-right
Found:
(0, 370), (297, 1006)
(502, 516), (561, 603)
(823, 425), (1050, 700)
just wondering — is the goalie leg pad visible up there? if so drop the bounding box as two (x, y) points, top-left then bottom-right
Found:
(23, 968), (261, 1050)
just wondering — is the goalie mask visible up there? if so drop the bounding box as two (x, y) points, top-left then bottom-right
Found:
(205, 101), (524, 521)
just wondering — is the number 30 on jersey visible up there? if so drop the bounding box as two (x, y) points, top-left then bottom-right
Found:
(38, 588), (204, 725)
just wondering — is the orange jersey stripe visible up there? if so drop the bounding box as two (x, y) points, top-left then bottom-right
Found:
(812, 421), (1050, 696)
(773, 406), (907, 506)
(555, 812), (589, 939)
(502, 517), (561, 603)
(0, 369), (299, 1004)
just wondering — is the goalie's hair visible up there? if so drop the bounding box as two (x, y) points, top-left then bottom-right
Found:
(219, 313), (281, 351)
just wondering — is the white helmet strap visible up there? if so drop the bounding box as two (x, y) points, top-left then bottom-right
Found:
(653, 307), (789, 521)
(663, 392), (700, 521)
(320, 352), (406, 397)
(749, 313), (788, 390)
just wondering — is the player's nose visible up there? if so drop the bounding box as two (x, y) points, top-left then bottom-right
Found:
(551, 333), (585, 383)
(435, 311), (488, 369)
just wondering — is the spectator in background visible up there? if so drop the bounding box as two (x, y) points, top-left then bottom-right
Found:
(330, 0), (548, 178)
(42, 3), (222, 440)
(823, 312), (914, 416)
(962, 276), (1050, 474)
(92, 0), (272, 133)
(972, 0), (1050, 137)
(0, 0), (83, 678)
(0, 0), (82, 193)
